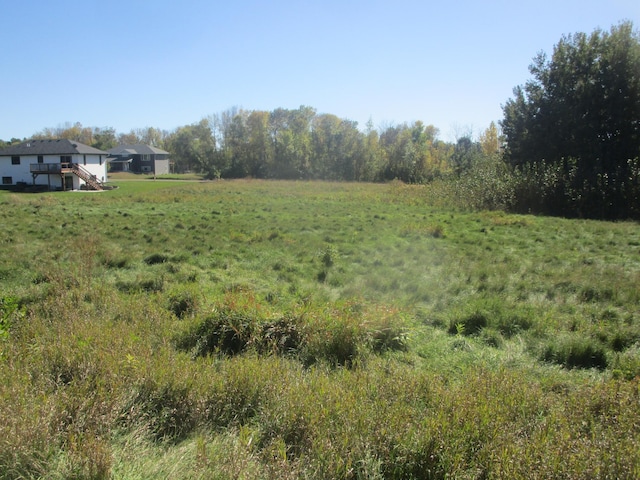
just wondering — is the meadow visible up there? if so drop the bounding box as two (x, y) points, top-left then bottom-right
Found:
(1, 179), (639, 479)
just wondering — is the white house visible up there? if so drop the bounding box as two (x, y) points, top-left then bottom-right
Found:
(0, 139), (109, 191)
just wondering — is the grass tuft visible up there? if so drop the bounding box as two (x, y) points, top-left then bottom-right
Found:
(539, 334), (608, 370)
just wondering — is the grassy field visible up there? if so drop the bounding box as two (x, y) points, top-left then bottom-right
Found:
(1, 179), (639, 479)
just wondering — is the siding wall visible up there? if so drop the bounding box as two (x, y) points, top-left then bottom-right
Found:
(0, 154), (108, 189)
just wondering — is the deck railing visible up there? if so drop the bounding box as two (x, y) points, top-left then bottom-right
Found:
(30, 163), (65, 173)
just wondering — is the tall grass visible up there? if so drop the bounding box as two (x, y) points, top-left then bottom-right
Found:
(1, 180), (639, 478)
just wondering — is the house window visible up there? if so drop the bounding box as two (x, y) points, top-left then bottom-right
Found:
(99, 156), (103, 166)
(83, 155), (86, 166)
(37, 155), (44, 163)
(11, 156), (20, 165)
(2, 177), (12, 185)
(60, 155), (72, 163)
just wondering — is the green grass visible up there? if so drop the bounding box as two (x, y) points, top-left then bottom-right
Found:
(1, 179), (639, 478)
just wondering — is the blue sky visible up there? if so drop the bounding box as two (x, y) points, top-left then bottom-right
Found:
(2, 0), (638, 141)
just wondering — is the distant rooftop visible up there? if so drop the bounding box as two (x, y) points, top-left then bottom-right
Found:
(107, 144), (169, 156)
(0, 139), (108, 156)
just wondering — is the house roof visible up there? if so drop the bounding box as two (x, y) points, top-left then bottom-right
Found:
(107, 144), (169, 156)
(106, 157), (132, 163)
(0, 139), (108, 156)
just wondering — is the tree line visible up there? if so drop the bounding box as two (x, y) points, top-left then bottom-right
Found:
(1, 110), (501, 184)
(165, 108), (500, 183)
(2, 21), (638, 219)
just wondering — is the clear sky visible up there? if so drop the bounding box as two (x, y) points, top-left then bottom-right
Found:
(1, 0), (638, 141)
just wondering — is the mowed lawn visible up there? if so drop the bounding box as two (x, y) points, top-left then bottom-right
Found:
(1, 179), (639, 479)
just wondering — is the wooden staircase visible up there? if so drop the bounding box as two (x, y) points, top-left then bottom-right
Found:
(71, 164), (104, 190)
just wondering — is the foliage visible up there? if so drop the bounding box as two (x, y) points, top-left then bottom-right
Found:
(502, 21), (640, 219)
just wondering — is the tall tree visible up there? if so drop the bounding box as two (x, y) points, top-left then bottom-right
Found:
(269, 106), (315, 179)
(165, 119), (216, 174)
(450, 136), (482, 174)
(117, 130), (141, 145)
(136, 127), (168, 147)
(479, 121), (501, 156)
(245, 110), (272, 178)
(92, 127), (118, 150)
(501, 21), (640, 218)
(378, 122), (444, 182)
